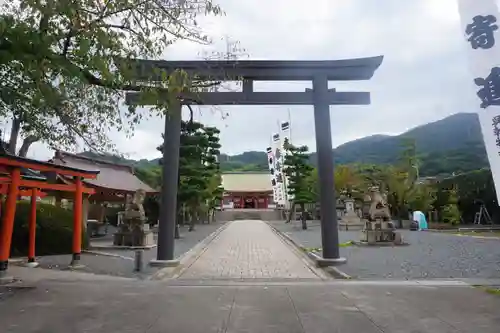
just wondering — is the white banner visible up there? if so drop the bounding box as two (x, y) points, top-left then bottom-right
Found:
(458, 0), (500, 203)
(280, 121), (294, 203)
(266, 146), (279, 204)
(271, 133), (286, 206)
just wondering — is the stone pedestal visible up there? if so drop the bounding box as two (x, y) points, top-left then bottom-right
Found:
(360, 220), (404, 245)
(340, 199), (364, 230)
(113, 230), (155, 247)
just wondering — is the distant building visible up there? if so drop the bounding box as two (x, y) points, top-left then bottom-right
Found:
(221, 172), (273, 209)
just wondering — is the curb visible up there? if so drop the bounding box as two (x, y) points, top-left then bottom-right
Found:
(89, 244), (157, 250)
(82, 250), (134, 260)
(453, 234), (500, 240)
(148, 222), (230, 281)
(306, 251), (352, 279)
(266, 222), (352, 280)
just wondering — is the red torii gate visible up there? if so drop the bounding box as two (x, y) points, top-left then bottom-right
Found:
(0, 154), (99, 275)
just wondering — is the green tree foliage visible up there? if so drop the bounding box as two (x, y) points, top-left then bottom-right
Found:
(408, 183), (436, 213)
(435, 168), (498, 224)
(333, 164), (365, 199)
(158, 120), (222, 232)
(283, 139), (314, 229)
(0, 0), (223, 155)
(378, 139), (420, 221)
(134, 166), (161, 189)
(441, 186), (460, 224)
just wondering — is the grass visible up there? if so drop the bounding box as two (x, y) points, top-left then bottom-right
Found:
(474, 285), (500, 295)
(454, 231), (500, 238)
(301, 241), (355, 253)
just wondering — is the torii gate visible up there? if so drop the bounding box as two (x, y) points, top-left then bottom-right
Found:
(126, 56), (383, 267)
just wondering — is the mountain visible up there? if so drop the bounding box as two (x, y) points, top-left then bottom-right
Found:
(327, 112), (484, 166)
(77, 113), (488, 177)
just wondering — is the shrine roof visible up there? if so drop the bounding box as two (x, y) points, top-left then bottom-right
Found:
(50, 151), (158, 193)
(0, 147), (99, 178)
(222, 172), (272, 193)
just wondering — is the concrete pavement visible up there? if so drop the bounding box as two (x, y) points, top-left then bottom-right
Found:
(2, 220), (500, 332)
(2, 276), (500, 332)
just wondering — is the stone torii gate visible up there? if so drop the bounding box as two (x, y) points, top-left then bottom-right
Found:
(126, 56), (383, 267)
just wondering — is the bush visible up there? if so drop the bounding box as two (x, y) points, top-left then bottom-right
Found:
(9, 201), (89, 257)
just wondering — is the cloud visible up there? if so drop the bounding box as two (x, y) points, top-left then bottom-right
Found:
(25, 0), (486, 160)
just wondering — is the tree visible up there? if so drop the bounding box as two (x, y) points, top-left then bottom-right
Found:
(134, 166), (161, 189)
(0, 0), (224, 156)
(441, 186), (460, 225)
(334, 164), (365, 199)
(373, 140), (419, 222)
(158, 119), (221, 234)
(408, 183), (436, 213)
(283, 139), (315, 229)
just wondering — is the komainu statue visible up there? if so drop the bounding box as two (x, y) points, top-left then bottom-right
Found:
(113, 189), (155, 247)
(367, 186), (391, 221)
(360, 186), (404, 245)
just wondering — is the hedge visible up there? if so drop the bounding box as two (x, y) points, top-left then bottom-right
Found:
(9, 201), (89, 257)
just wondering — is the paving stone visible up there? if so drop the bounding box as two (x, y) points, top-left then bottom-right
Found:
(179, 220), (320, 279)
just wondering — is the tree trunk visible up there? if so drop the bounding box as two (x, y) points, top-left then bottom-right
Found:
(180, 204), (186, 225)
(18, 135), (38, 157)
(189, 206), (196, 232)
(8, 116), (21, 154)
(286, 201), (296, 223)
(175, 209), (182, 239)
(300, 203), (307, 230)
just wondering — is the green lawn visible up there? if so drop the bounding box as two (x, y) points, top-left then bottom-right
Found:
(455, 231), (500, 238)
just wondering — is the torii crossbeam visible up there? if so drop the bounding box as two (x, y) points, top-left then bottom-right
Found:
(125, 56), (383, 267)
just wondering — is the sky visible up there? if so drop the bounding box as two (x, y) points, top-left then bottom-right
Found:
(22, 0), (484, 161)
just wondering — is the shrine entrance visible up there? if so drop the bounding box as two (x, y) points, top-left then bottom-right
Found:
(243, 197), (256, 209)
(126, 56), (383, 266)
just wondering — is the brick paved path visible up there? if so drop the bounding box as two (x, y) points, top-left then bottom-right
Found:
(178, 220), (321, 279)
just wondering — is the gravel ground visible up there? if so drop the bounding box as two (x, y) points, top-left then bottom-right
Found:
(30, 222), (226, 279)
(269, 220), (500, 280)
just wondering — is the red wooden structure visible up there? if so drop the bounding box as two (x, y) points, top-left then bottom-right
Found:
(0, 154), (99, 274)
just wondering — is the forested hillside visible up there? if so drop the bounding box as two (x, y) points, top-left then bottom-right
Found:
(79, 113), (487, 177)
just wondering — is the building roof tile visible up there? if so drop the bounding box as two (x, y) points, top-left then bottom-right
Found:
(222, 172), (272, 193)
(50, 151), (158, 193)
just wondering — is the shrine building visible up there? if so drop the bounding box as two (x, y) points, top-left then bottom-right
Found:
(221, 172), (274, 209)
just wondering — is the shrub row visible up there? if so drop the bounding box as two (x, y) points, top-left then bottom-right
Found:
(8, 201), (88, 257)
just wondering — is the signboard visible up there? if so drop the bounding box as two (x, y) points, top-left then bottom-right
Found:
(457, 0), (500, 204)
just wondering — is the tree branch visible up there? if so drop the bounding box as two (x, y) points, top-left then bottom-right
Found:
(18, 135), (39, 157)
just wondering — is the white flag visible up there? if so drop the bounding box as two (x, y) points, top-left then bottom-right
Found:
(266, 146), (279, 204)
(271, 133), (285, 205)
(458, 0), (500, 204)
(280, 121), (293, 203)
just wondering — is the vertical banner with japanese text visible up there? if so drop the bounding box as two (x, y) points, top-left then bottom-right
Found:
(458, 0), (500, 203)
(280, 121), (293, 205)
(266, 146), (278, 207)
(272, 133), (286, 206)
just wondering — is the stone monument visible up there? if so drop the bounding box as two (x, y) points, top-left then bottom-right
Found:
(113, 189), (155, 247)
(339, 197), (364, 230)
(360, 186), (403, 245)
